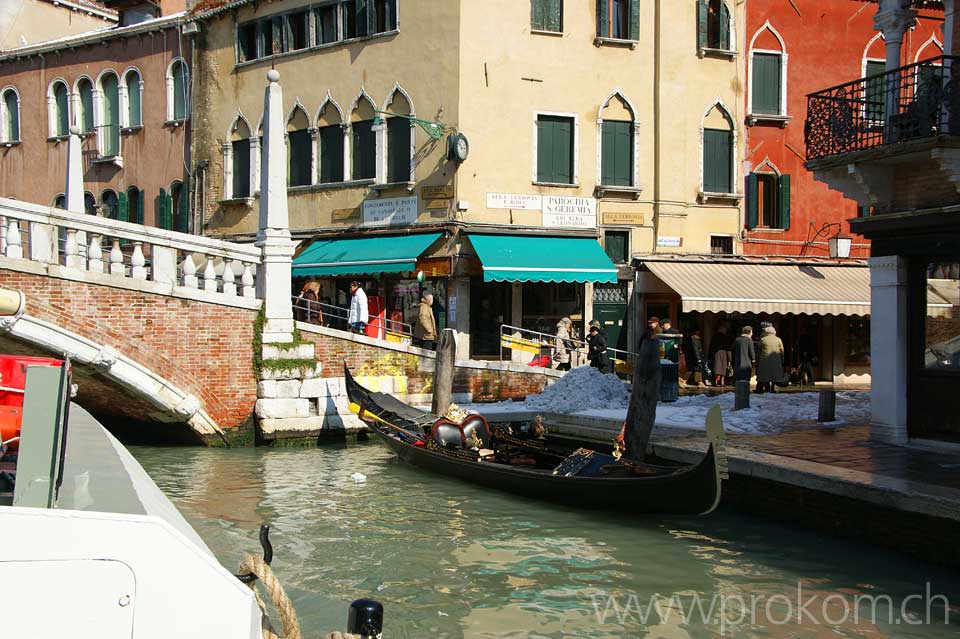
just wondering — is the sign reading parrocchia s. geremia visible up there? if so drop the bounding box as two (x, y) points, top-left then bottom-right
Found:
(542, 196), (597, 229)
(363, 196), (418, 226)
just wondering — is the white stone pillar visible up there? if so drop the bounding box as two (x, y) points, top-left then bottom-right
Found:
(65, 127), (84, 214)
(868, 255), (909, 444)
(255, 70), (296, 344)
(874, 2), (918, 136)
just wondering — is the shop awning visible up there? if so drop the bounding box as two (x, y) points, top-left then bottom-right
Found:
(469, 234), (618, 283)
(293, 233), (442, 277)
(641, 260), (871, 316)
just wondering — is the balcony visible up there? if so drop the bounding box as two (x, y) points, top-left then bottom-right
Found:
(804, 56), (960, 215)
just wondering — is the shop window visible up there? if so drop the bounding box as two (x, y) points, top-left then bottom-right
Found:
(710, 235), (733, 255)
(532, 0), (562, 33)
(746, 173), (790, 230)
(124, 69), (142, 128)
(925, 261), (960, 370)
(51, 81), (70, 137)
(751, 52), (783, 115)
(351, 119), (376, 180)
(77, 78), (94, 133)
(536, 114), (575, 184)
(596, 0), (638, 41)
(604, 230), (629, 264)
(698, 0), (731, 52)
(863, 60), (886, 123)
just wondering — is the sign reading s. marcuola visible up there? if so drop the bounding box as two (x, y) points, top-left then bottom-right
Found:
(542, 196), (597, 228)
(363, 196), (418, 226)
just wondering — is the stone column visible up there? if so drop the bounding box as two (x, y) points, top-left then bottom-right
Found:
(255, 70), (296, 344)
(874, 1), (918, 137)
(65, 127), (84, 214)
(450, 275), (471, 360)
(868, 255), (909, 444)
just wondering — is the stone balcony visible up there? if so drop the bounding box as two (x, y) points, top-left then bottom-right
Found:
(804, 55), (960, 215)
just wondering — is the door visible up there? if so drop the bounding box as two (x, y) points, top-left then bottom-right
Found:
(470, 279), (512, 358)
(594, 282), (629, 352)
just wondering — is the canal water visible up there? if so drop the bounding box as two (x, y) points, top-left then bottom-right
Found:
(131, 442), (959, 639)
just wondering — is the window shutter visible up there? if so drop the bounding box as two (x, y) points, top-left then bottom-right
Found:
(555, 117), (573, 184)
(703, 129), (731, 193)
(546, 0), (562, 32)
(173, 62), (188, 121)
(778, 174), (791, 230)
(596, 0), (608, 38)
(177, 186), (189, 233)
(752, 53), (782, 115)
(55, 85), (69, 136)
(602, 120), (632, 187)
(746, 173), (759, 228)
(117, 191), (129, 223)
(127, 74), (141, 127)
(719, 2), (730, 51)
(537, 118), (552, 182)
(135, 190), (144, 225)
(158, 188), (167, 229)
(629, 0), (640, 40)
(697, 0), (708, 50)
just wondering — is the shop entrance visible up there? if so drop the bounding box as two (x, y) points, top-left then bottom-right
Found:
(470, 279), (512, 358)
(594, 282), (629, 352)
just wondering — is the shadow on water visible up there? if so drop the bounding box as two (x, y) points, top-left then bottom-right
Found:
(130, 442), (960, 639)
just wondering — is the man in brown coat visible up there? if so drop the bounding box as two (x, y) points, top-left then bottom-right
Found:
(414, 292), (438, 350)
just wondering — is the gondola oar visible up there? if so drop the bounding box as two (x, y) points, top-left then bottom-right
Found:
(349, 401), (426, 442)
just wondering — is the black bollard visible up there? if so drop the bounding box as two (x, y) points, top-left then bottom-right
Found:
(348, 598), (383, 637)
(734, 380), (750, 411)
(818, 390), (837, 422)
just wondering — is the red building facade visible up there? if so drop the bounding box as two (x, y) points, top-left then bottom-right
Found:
(743, 0), (944, 259)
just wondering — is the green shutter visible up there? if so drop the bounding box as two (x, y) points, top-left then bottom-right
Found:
(602, 120), (632, 187)
(127, 72), (141, 127)
(864, 60), (887, 122)
(158, 188), (167, 229)
(177, 186), (189, 233)
(4, 90), (18, 141)
(102, 74), (120, 156)
(752, 53), (782, 115)
(629, 0), (640, 41)
(538, 116), (574, 184)
(173, 62), (188, 121)
(80, 82), (94, 133)
(703, 128), (731, 194)
(135, 189), (144, 225)
(117, 191), (129, 223)
(537, 118), (551, 182)
(778, 174), (791, 230)
(596, 0), (608, 37)
(719, 2), (730, 51)
(746, 173), (759, 228)
(55, 84), (69, 136)
(697, 0), (708, 49)
(319, 125), (344, 183)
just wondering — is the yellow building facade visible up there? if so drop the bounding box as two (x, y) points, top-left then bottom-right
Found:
(191, 0), (745, 358)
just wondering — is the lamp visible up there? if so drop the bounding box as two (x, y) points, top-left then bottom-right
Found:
(828, 235), (852, 259)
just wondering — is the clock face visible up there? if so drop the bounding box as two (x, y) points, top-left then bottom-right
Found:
(452, 133), (469, 162)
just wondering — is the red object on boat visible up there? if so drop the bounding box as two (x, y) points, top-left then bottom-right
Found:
(0, 355), (66, 451)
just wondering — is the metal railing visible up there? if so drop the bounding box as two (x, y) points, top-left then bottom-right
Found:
(805, 55), (960, 161)
(498, 323), (637, 372)
(291, 295), (413, 338)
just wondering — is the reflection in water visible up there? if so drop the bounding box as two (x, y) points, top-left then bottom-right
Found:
(132, 443), (960, 639)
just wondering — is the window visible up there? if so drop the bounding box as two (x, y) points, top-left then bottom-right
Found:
(285, 10), (310, 51)
(698, 0), (731, 51)
(374, 0), (397, 33)
(751, 52), (782, 115)
(746, 173), (790, 229)
(532, 0), (562, 33)
(601, 120), (632, 187)
(77, 78), (94, 133)
(924, 261), (960, 370)
(99, 72), (121, 157)
(864, 60), (886, 123)
(287, 107), (312, 187)
(710, 235), (733, 255)
(317, 100), (345, 184)
(536, 114), (575, 184)
(229, 116), (253, 198)
(127, 186), (143, 224)
(100, 190), (119, 220)
(84, 191), (96, 216)
(317, 5), (339, 44)
(596, 0), (638, 41)
(54, 194), (67, 209)
(604, 230), (629, 264)
(0, 87), (19, 143)
(168, 59), (189, 121)
(342, 1), (357, 39)
(170, 181), (189, 233)
(703, 129), (732, 193)
(387, 117), (411, 182)
(352, 119), (377, 180)
(125, 70), (142, 128)
(51, 81), (70, 137)
(237, 22), (258, 62)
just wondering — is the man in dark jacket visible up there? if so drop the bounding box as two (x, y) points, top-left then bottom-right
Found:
(587, 323), (611, 374)
(732, 326), (756, 384)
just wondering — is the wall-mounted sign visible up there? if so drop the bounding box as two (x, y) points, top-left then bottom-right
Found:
(602, 212), (644, 226)
(332, 207), (359, 221)
(657, 236), (683, 248)
(363, 196), (418, 226)
(422, 185), (454, 199)
(486, 193), (542, 210)
(542, 196), (597, 228)
(423, 198), (452, 210)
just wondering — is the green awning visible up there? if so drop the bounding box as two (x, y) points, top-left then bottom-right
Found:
(468, 234), (618, 283)
(293, 233), (443, 277)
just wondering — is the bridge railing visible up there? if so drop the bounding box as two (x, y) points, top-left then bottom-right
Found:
(0, 197), (261, 300)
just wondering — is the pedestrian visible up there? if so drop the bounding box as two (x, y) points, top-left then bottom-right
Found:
(413, 291), (438, 350)
(553, 317), (574, 372)
(296, 281), (322, 325)
(587, 322), (611, 374)
(732, 326), (756, 387)
(646, 315), (662, 338)
(757, 325), (785, 393)
(684, 328), (709, 387)
(660, 318), (680, 363)
(348, 280), (368, 334)
(712, 328), (732, 387)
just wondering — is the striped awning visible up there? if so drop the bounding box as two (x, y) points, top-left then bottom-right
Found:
(641, 260), (871, 316)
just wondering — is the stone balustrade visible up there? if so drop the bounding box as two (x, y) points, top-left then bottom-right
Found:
(0, 197), (260, 300)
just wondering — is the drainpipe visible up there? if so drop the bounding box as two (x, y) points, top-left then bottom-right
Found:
(652, 0), (662, 253)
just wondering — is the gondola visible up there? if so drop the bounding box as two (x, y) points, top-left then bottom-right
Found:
(344, 365), (725, 515)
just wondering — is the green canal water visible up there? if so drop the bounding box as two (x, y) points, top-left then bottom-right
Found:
(131, 442), (959, 639)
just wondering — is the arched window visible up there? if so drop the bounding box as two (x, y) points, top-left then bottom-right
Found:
(76, 77), (95, 133)
(748, 23), (787, 119)
(98, 72), (121, 157)
(862, 33), (887, 123)
(123, 69), (142, 128)
(127, 186), (143, 224)
(350, 93), (377, 180)
(702, 103), (735, 194)
(226, 115), (253, 198)
(53, 194), (67, 209)
(599, 92), (636, 187)
(166, 59), (189, 122)
(746, 158), (790, 230)
(83, 191), (97, 216)
(316, 97), (345, 184)
(50, 80), (70, 137)
(287, 105), (312, 187)
(0, 87), (20, 143)
(100, 189), (119, 220)
(698, 0), (732, 52)
(384, 87), (413, 183)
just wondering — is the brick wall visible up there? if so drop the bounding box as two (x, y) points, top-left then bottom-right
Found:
(0, 269), (259, 432)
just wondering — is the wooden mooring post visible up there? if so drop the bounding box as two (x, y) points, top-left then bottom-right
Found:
(818, 390), (837, 422)
(734, 380), (750, 411)
(432, 328), (457, 416)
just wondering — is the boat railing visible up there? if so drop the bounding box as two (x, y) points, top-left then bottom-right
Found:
(498, 323), (637, 371)
(291, 295), (414, 339)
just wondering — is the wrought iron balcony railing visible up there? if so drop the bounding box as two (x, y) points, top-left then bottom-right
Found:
(805, 55), (960, 161)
